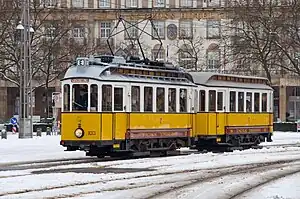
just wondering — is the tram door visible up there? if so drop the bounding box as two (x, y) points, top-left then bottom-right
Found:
(216, 89), (226, 135)
(112, 85), (128, 140)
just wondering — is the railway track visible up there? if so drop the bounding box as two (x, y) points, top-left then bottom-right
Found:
(227, 170), (300, 199)
(1, 159), (300, 199)
(0, 142), (299, 173)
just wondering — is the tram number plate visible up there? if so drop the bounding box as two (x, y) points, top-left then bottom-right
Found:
(88, 131), (96, 135)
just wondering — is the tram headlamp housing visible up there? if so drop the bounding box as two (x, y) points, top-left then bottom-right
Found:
(74, 128), (84, 138)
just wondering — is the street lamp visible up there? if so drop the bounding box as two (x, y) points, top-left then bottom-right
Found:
(16, 19), (34, 139)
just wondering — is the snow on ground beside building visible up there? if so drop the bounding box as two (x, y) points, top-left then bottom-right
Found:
(261, 131), (300, 146)
(0, 134), (86, 164)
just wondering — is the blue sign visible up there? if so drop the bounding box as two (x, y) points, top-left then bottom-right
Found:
(10, 117), (17, 125)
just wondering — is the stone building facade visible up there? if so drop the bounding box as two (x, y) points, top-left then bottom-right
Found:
(0, 0), (297, 122)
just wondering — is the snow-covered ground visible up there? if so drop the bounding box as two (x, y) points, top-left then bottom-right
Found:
(0, 131), (299, 199)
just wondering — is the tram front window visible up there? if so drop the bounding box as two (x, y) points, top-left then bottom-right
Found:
(72, 84), (88, 111)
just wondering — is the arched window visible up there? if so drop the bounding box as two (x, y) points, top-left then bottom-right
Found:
(206, 43), (220, 72)
(178, 44), (194, 69)
(152, 44), (165, 61)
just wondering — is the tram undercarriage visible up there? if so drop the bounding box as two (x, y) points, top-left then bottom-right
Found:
(62, 137), (190, 158)
(192, 132), (273, 152)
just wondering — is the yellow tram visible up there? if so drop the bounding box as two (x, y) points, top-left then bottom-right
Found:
(60, 55), (273, 157)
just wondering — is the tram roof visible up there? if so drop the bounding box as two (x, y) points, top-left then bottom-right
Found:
(189, 72), (273, 90)
(62, 65), (195, 86)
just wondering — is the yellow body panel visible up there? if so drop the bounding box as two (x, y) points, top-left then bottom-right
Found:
(226, 113), (270, 126)
(113, 113), (128, 140)
(101, 113), (113, 140)
(61, 112), (273, 142)
(195, 113), (273, 136)
(61, 113), (101, 141)
(128, 113), (192, 129)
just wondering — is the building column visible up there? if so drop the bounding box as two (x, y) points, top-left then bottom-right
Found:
(279, 83), (287, 122)
(0, 87), (7, 121)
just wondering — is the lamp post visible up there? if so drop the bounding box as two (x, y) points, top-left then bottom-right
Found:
(17, 0), (34, 139)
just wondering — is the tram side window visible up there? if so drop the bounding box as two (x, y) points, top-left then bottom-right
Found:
(199, 90), (206, 112)
(254, 93), (260, 112)
(144, 87), (153, 112)
(217, 91), (223, 111)
(262, 93), (267, 112)
(209, 90), (216, 112)
(102, 85), (112, 112)
(90, 84), (98, 112)
(114, 87), (123, 111)
(131, 86), (140, 112)
(72, 84), (88, 111)
(246, 92), (252, 112)
(168, 88), (176, 112)
(63, 84), (70, 111)
(230, 91), (236, 112)
(157, 87), (165, 112)
(238, 92), (244, 112)
(180, 88), (187, 112)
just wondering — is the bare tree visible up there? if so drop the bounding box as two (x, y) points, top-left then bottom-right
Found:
(224, 0), (288, 81)
(173, 36), (205, 71)
(0, 0), (104, 117)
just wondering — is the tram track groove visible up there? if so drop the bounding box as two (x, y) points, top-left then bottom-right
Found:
(143, 159), (300, 199)
(227, 170), (300, 199)
(1, 159), (299, 199)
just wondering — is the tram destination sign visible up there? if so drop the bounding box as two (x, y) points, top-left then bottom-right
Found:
(71, 79), (89, 83)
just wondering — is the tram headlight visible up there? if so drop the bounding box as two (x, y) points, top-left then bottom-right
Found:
(74, 128), (84, 138)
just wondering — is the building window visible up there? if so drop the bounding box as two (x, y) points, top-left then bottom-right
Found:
(207, 0), (221, 7)
(125, 21), (138, 39)
(180, 0), (193, 7)
(72, 0), (84, 7)
(73, 26), (85, 38)
(152, 21), (165, 39)
(179, 21), (193, 39)
(99, 22), (112, 38)
(99, 0), (110, 7)
(153, 0), (165, 7)
(152, 44), (165, 61)
(42, 0), (57, 7)
(207, 20), (220, 39)
(206, 43), (220, 71)
(178, 44), (194, 69)
(45, 25), (56, 38)
(126, 0), (137, 7)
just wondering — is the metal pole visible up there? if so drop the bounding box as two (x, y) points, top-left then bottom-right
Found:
(27, 0), (33, 138)
(18, 34), (23, 138)
(19, 0), (31, 138)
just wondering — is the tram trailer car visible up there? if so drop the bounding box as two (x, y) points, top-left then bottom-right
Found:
(60, 55), (273, 157)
